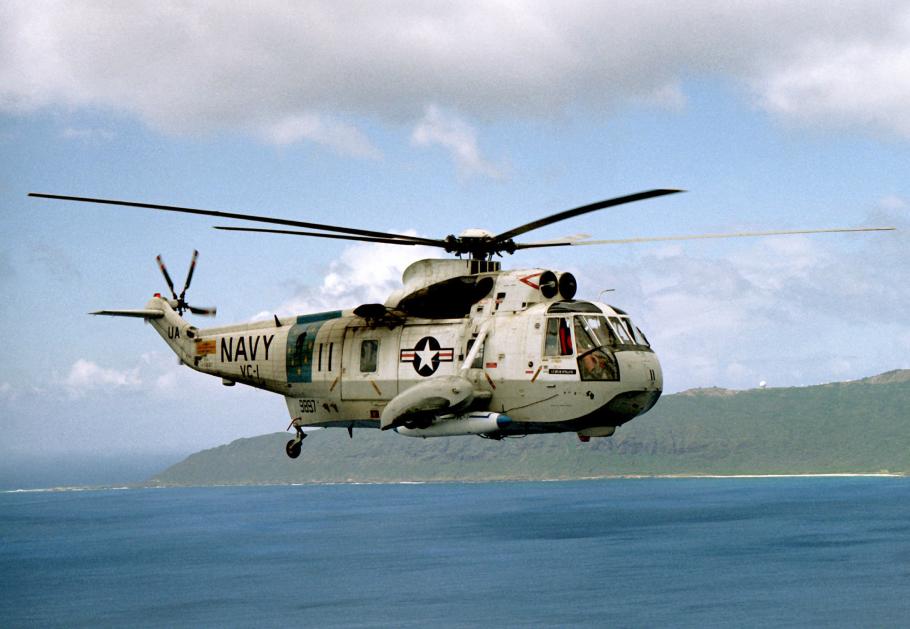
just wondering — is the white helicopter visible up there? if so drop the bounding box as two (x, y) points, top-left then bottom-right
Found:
(30, 190), (894, 458)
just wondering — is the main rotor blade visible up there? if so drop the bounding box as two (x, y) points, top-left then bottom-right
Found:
(495, 189), (684, 242)
(513, 225), (896, 250)
(213, 225), (448, 248)
(187, 305), (217, 316)
(28, 193), (441, 246)
(155, 255), (177, 299)
(513, 233), (592, 247)
(181, 249), (198, 300)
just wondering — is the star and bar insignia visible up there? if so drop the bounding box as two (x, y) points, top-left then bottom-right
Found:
(400, 336), (454, 376)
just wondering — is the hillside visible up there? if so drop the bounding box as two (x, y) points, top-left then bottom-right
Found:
(150, 371), (910, 485)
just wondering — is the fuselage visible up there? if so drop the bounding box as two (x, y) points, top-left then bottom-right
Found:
(149, 261), (663, 438)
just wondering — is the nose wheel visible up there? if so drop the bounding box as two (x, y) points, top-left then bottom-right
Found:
(285, 421), (308, 459)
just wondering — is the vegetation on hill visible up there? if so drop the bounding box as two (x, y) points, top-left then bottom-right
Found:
(150, 372), (910, 485)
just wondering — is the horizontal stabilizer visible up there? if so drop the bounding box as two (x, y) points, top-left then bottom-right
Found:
(90, 309), (164, 319)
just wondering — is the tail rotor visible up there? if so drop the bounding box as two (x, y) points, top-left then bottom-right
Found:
(156, 250), (217, 317)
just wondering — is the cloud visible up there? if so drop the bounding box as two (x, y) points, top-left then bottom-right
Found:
(255, 113), (381, 158)
(56, 352), (217, 399)
(60, 126), (115, 141)
(28, 243), (82, 283)
(879, 195), (908, 211)
(255, 236), (438, 318)
(3, 1), (909, 145)
(411, 105), (507, 180)
(62, 359), (141, 398)
(0, 381), (14, 401)
(755, 37), (910, 136)
(578, 207), (908, 391)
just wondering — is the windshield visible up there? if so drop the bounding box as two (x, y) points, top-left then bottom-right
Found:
(604, 316), (650, 347)
(573, 315), (620, 381)
(607, 316), (632, 343)
(574, 315), (616, 350)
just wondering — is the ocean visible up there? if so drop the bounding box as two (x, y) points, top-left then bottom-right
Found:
(2, 477), (908, 627)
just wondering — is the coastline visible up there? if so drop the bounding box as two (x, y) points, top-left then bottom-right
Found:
(3, 472), (906, 494)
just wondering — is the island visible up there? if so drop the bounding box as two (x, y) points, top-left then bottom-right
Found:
(150, 370), (910, 485)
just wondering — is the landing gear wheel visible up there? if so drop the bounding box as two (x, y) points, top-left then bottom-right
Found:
(286, 439), (302, 459)
(284, 422), (307, 459)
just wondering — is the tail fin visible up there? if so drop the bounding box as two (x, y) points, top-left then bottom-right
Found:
(142, 297), (199, 365)
(92, 297), (197, 365)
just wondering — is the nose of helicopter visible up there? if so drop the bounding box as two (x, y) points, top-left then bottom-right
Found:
(648, 350), (663, 394)
(602, 349), (663, 425)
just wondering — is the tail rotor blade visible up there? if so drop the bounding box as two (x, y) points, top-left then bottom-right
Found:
(181, 249), (198, 300)
(156, 255), (177, 299)
(188, 305), (217, 316)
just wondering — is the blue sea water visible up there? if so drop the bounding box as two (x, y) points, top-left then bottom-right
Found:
(1, 478), (908, 628)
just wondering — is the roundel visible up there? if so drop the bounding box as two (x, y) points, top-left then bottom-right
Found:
(400, 336), (455, 377)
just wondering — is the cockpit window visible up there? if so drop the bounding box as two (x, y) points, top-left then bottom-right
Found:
(575, 315), (617, 349)
(604, 316), (650, 347)
(573, 318), (596, 353)
(608, 316), (634, 344)
(574, 315), (620, 381)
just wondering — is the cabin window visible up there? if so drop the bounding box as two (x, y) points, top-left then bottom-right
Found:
(328, 342), (334, 371)
(288, 332), (308, 373)
(544, 317), (573, 356)
(318, 343), (323, 371)
(360, 340), (379, 373)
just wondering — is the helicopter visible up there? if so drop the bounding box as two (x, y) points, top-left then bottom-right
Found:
(29, 190), (894, 458)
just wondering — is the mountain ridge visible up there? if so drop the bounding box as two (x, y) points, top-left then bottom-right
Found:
(150, 370), (910, 485)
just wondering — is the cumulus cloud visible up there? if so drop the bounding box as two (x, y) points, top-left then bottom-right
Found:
(2, 1), (909, 150)
(255, 113), (381, 158)
(411, 105), (507, 180)
(57, 352), (217, 399)
(578, 202), (908, 391)
(62, 359), (141, 397)
(255, 236), (438, 318)
(755, 37), (910, 136)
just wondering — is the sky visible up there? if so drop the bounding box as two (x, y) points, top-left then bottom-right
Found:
(0, 1), (908, 474)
